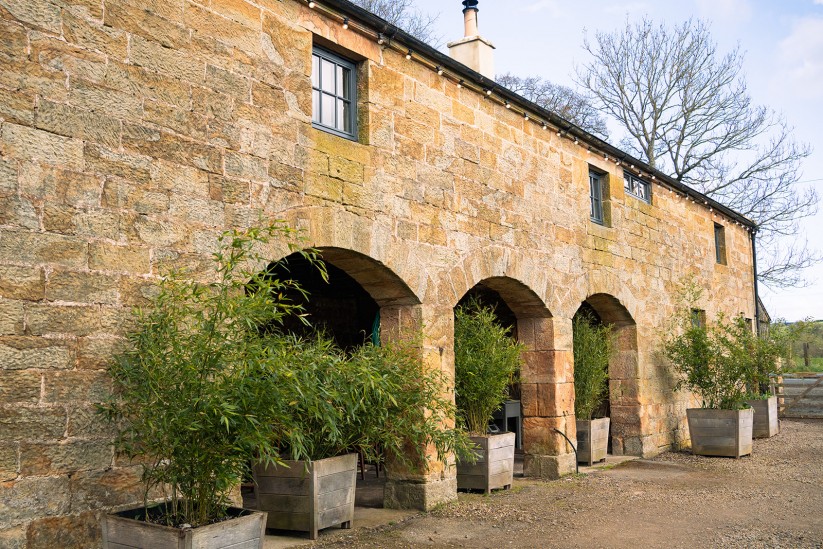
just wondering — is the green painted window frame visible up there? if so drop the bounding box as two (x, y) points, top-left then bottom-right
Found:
(311, 46), (358, 140)
(590, 169), (605, 224)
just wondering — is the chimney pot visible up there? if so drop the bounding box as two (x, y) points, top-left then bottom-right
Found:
(448, 0), (495, 78)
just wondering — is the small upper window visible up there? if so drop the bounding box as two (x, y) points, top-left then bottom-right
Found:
(691, 309), (706, 329)
(714, 223), (727, 265)
(590, 169), (605, 224)
(312, 47), (357, 139)
(624, 171), (651, 203)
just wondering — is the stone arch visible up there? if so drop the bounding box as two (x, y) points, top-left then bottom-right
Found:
(575, 292), (642, 456)
(445, 247), (575, 478)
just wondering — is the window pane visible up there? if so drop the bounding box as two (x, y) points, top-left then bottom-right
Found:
(312, 90), (320, 123)
(341, 101), (351, 133)
(321, 93), (335, 127)
(321, 59), (335, 93)
(311, 54), (319, 89)
(341, 66), (351, 99)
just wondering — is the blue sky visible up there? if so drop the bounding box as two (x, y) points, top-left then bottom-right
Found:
(409, 0), (823, 321)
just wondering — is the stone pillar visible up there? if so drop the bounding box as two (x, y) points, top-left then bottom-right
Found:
(383, 304), (458, 511)
(519, 317), (577, 478)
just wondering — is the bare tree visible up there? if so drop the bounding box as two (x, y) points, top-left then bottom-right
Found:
(577, 18), (817, 288)
(349, 0), (442, 45)
(497, 73), (609, 139)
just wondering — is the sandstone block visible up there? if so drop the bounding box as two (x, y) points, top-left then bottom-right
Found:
(184, 2), (259, 54)
(88, 242), (149, 274)
(0, 337), (74, 371)
(0, 406), (66, 441)
(0, 299), (24, 336)
(209, 174), (250, 204)
(0, 526), (25, 549)
(46, 270), (120, 305)
(62, 9), (128, 59)
(122, 123), (222, 174)
(0, 370), (41, 404)
(129, 34), (205, 83)
(168, 194), (225, 227)
(104, 0), (190, 49)
(0, 123), (84, 171)
(102, 177), (169, 215)
(20, 440), (112, 476)
(130, 216), (185, 248)
(330, 156), (364, 183)
(0, 230), (87, 269)
(67, 405), (116, 439)
(68, 77), (143, 119)
(69, 466), (144, 512)
(0, 193), (38, 230)
(25, 512), (102, 549)
(206, 63), (250, 102)
(522, 416), (573, 456)
(35, 98), (121, 150)
(77, 336), (125, 370)
(0, 477), (71, 524)
(0, 444), (18, 481)
(43, 370), (112, 404)
(224, 151), (268, 182)
(0, 86), (34, 126)
(25, 304), (104, 337)
(0, 0), (61, 34)
(22, 165), (103, 208)
(84, 143), (151, 184)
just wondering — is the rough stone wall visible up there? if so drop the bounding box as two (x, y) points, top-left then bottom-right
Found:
(0, 0), (756, 545)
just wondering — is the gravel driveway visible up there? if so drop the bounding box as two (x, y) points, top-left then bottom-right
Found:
(311, 418), (823, 548)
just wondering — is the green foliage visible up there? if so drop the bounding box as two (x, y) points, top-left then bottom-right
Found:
(572, 314), (613, 420)
(454, 298), (524, 435)
(100, 222), (472, 528)
(659, 280), (790, 408)
(271, 334), (474, 468)
(787, 319), (823, 372)
(99, 222), (325, 528)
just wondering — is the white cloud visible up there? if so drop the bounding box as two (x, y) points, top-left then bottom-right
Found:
(815, 0), (823, 5)
(694, 0), (753, 23)
(775, 17), (823, 99)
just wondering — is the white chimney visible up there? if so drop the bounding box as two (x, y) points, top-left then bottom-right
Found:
(447, 0), (495, 79)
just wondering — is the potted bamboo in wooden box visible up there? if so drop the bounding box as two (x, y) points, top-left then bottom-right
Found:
(743, 322), (795, 438)
(573, 314), (613, 466)
(99, 224), (322, 548)
(253, 336), (473, 539)
(454, 299), (523, 493)
(662, 283), (753, 458)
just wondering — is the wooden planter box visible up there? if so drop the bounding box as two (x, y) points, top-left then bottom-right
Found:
(747, 396), (779, 438)
(457, 432), (515, 494)
(576, 417), (610, 466)
(252, 453), (357, 540)
(102, 505), (266, 549)
(686, 407), (753, 458)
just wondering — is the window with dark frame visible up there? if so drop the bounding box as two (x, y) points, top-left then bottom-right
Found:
(311, 46), (357, 140)
(623, 171), (651, 203)
(691, 309), (706, 328)
(589, 168), (604, 224)
(714, 223), (727, 265)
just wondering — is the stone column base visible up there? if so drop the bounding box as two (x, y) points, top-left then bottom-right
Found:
(383, 477), (457, 511)
(523, 453), (576, 479)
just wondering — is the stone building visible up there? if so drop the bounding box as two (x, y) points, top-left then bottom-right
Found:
(0, 0), (758, 545)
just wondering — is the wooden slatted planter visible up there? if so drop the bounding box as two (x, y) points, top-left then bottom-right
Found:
(686, 408), (753, 458)
(457, 432), (515, 494)
(576, 417), (610, 465)
(102, 506), (266, 549)
(747, 396), (779, 438)
(252, 453), (357, 540)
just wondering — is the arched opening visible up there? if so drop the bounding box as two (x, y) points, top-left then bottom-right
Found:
(244, 247), (422, 511)
(453, 277), (558, 477)
(573, 293), (640, 456)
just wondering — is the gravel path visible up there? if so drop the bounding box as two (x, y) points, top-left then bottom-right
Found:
(311, 419), (823, 548)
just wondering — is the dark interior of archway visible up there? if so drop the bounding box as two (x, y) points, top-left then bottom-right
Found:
(573, 300), (611, 433)
(263, 252), (379, 352)
(456, 283), (520, 400)
(456, 283), (518, 336)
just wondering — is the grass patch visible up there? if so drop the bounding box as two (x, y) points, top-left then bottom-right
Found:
(784, 356), (823, 374)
